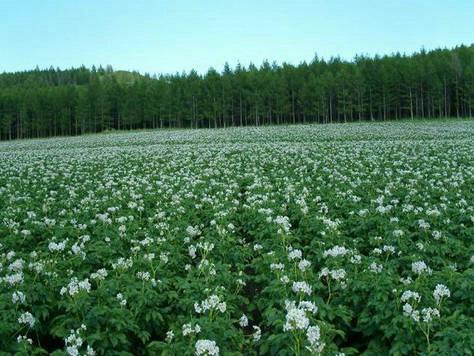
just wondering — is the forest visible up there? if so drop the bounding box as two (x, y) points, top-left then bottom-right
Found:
(0, 44), (473, 140)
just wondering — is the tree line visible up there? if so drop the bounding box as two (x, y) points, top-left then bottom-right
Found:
(1, 44), (473, 140)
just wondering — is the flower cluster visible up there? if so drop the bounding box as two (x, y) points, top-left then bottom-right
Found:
(194, 295), (227, 314)
(18, 312), (35, 328)
(64, 325), (95, 356)
(195, 339), (219, 356)
(60, 277), (91, 297)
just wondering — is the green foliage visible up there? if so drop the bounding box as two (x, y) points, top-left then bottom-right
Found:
(1, 45), (474, 141)
(0, 121), (473, 354)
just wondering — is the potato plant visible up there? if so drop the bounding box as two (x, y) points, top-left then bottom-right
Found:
(0, 120), (473, 355)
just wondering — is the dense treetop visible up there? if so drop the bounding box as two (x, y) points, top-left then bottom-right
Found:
(0, 45), (473, 140)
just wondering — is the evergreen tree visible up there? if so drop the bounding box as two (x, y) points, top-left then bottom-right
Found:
(0, 45), (473, 140)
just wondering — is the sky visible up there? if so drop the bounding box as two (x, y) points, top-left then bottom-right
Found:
(1, 0), (473, 75)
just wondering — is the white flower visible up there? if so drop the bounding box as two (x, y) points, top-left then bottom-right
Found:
(319, 267), (346, 281)
(331, 269), (346, 280)
(217, 302), (226, 313)
(197, 241), (214, 252)
(8, 259), (24, 272)
(350, 255), (362, 264)
(421, 307), (440, 323)
(116, 293), (127, 306)
(29, 261), (44, 273)
(297, 300), (318, 314)
(4, 272), (24, 285)
(239, 314), (249, 327)
(144, 253), (155, 261)
(111, 257), (133, 270)
(183, 323), (201, 336)
(66, 346), (79, 356)
(60, 277), (91, 296)
(283, 307), (309, 331)
(319, 267), (330, 278)
(275, 216), (291, 234)
(402, 303), (420, 322)
(306, 325), (320, 344)
(252, 326), (261, 342)
(90, 268), (108, 281)
(382, 245), (396, 254)
(292, 281), (312, 295)
(17, 335), (33, 344)
(18, 312), (35, 328)
(411, 261), (432, 275)
(418, 219), (430, 229)
(12, 291), (26, 304)
(49, 240), (67, 252)
(369, 262), (383, 273)
(283, 300), (314, 332)
(306, 325), (325, 354)
(253, 244), (263, 251)
(433, 284), (450, 304)
(323, 245), (349, 258)
(393, 229), (404, 237)
(160, 252), (169, 264)
(195, 295), (226, 314)
(401, 290), (421, 303)
(298, 259), (311, 272)
(183, 324), (193, 336)
(195, 339), (219, 356)
(165, 330), (174, 342)
(400, 277), (413, 285)
(270, 263), (285, 271)
(288, 248), (302, 261)
(186, 225), (201, 238)
(189, 245), (197, 259)
(137, 271), (150, 281)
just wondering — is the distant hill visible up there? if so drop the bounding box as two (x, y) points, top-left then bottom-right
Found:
(0, 66), (145, 88)
(108, 70), (144, 85)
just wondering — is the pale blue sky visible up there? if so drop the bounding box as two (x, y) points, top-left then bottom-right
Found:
(1, 0), (473, 75)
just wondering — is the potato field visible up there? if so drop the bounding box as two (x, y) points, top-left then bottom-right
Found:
(1, 120), (473, 355)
